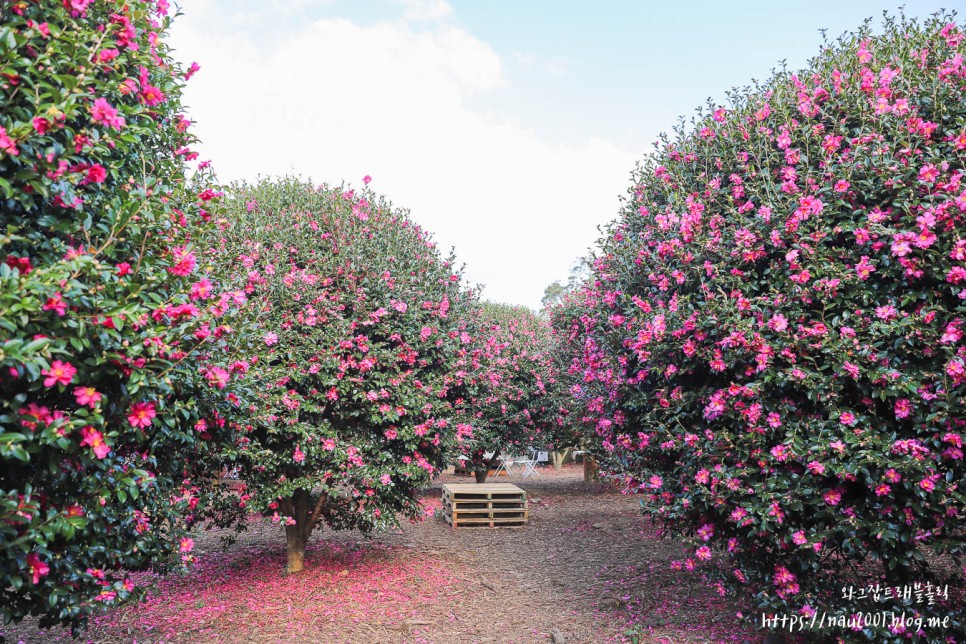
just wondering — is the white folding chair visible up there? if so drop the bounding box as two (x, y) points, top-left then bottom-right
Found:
(517, 453), (539, 479)
(493, 455), (513, 477)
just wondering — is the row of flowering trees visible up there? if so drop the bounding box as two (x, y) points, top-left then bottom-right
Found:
(449, 302), (570, 482)
(551, 11), (965, 641)
(0, 2), (567, 635)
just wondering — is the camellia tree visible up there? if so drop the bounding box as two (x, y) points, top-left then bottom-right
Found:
(450, 302), (567, 482)
(547, 290), (608, 478)
(561, 12), (965, 640)
(208, 176), (475, 573)
(0, 0), (248, 634)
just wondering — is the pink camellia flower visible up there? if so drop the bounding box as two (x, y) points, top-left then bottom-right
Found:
(73, 386), (102, 408)
(127, 401), (156, 428)
(80, 426), (111, 459)
(205, 366), (230, 389)
(806, 461), (825, 475)
(363, 175), (372, 185)
(179, 537), (194, 553)
(90, 97), (125, 130)
(894, 398), (912, 419)
(380, 473), (392, 485)
(919, 475), (938, 492)
(875, 483), (891, 496)
(0, 126), (18, 156)
(85, 164), (107, 184)
(139, 85), (165, 106)
(941, 321), (963, 344)
(946, 357), (965, 382)
(167, 246), (197, 276)
(855, 256), (876, 280)
(767, 314), (788, 332)
(31, 117), (50, 134)
(263, 332), (278, 346)
(420, 326), (433, 341)
(695, 546), (712, 561)
(842, 362), (860, 378)
(4, 254), (32, 274)
(770, 444), (790, 462)
(26, 553), (49, 584)
(730, 507), (748, 523)
(839, 411), (857, 426)
(833, 180), (850, 192)
(184, 62), (200, 80)
(823, 489), (842, 506)
(697, 523), (714, 541)
(97, 48), (120, 63)
(322, 438), (336, 451)
(116, 262), (132, 276)
(293, 446), (305, 463)
(947, 266), (966, 284)
(914, 230), (937, 249)
(647, 475), (663, 489)
(190, 278), (213, 301)
(42, 360), (76, 387)
(42, 293), (67, 316)
(875, 305), (897, 321)
(792, 531), (807, 545)
(774, 565), (796, 586)
(918, 164), (939, 183)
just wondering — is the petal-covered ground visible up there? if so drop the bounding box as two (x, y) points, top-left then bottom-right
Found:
(6, 465), (761, 643)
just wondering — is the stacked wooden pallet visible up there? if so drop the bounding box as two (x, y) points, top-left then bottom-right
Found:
(441, 483), (528, 528)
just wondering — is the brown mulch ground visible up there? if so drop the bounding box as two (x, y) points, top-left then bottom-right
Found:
(3, 465), (760, 643)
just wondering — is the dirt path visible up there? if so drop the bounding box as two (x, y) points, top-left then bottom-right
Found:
(4, 465), (757, 643)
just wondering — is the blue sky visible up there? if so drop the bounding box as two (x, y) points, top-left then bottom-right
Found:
(169, 0), (952, 308)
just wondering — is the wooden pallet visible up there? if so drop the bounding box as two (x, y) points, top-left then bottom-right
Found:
(441, 483), (527, 528)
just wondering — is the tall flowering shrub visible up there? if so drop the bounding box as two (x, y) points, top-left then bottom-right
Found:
(547, 291), (604, 465)
(0, 0), (248, 634)
(564, 13), (965, 639)
(450, 302), (566, 482)
(209, 177), (473, 573)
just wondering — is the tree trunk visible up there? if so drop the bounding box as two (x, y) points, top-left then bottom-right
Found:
(284, 488), (313, 574)
(551, 448), (571, 472)
(471, 450), (498, 483)
(583, 455), (599, 483)
(286, 528), (307, 574)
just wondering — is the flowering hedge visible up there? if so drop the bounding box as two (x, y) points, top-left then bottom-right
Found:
(0, 1), (248, 633)
(208, 176), (474, 573)
(450, 302), (566, 481)
(557, 13), (965, 640)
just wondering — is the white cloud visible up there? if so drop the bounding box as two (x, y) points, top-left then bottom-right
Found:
(169, 3), (637, 309)
(397, 0), (453, 23)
